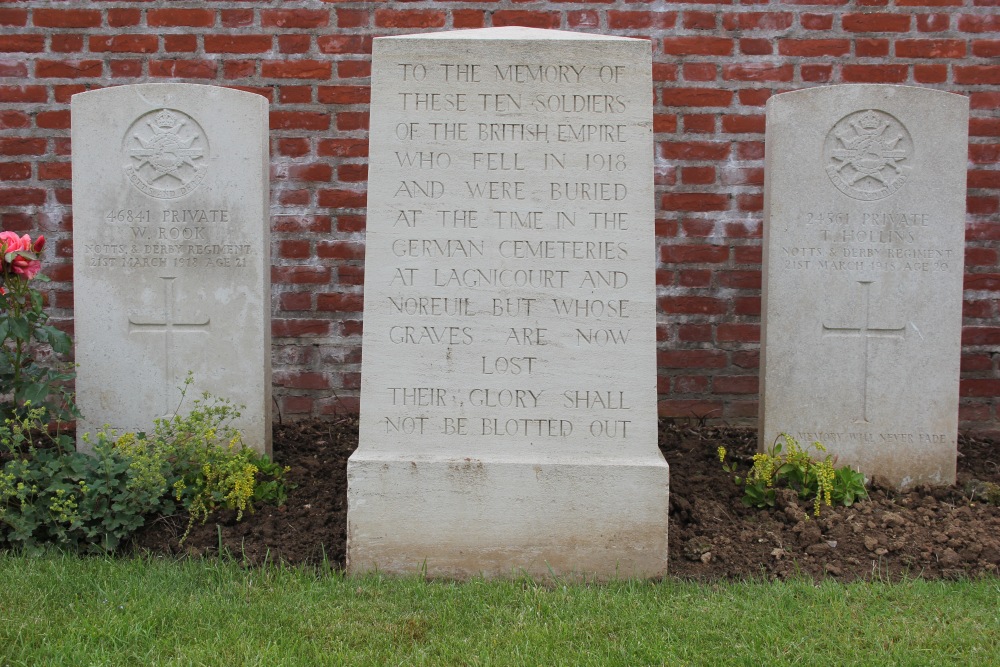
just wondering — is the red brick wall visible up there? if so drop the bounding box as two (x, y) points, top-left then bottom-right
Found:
(1, 2), (998, 430)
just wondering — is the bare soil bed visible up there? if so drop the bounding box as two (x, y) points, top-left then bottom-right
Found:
(133, 417), (1000, 581)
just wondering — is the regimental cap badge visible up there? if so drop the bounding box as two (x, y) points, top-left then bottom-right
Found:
(857, 110), (882, 131)
(154, 109), (178, 128)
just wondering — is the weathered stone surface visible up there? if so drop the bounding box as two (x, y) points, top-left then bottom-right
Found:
(72, 83), (271, 454)
(760, 84), (969, 488)
(348, 27), (667, 579)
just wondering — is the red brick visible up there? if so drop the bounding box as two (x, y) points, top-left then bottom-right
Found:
(842, 13), (910, 31)
(262, 60), (332, 80)
(683, 63), (717, 82)
(0, 110), (28, 129)
(722, 12), (793, 30)
(970, 144), (1000, 164)
(658, 296), (728, 315)
(968, 196), (999, 215)
(917, 14), (950, 32)
(33, 9), (101, 28)
(661, 141), (730, 160)
(90, 35), (158, 54)
(722, 115), (765, 134)
(0, 188), (46, 206)
(279, 292), (312, 312)
(609, 10), (677, 29)
(734, 297), (761, 316)
(317, 35), (371, 55)
(205, 35), (272, 54)
(0, 163), (30, 180)
(681, 220), (715, 237)
(38, 162), (71, 181)
(453, 10), (486, 29)
(333, 112), (367, 132)
(740, 39), (773, 56)
(658, 350), (727, 369)
(374, 9), (447, 29)
(960, 379), (1000, 398)
(0, 62), (27, 77)
(50, 35), (84, 53)
(958, 14), (1000, 32)
(224, 61), (256, 79)
(164, 35), (198, 53)
(272, 266), (331, 285)
(717, 323), (760, 343)
(221, 10), (254, 28)
(288, 163), (333, 182)
(662, 193), (728, 212)
(36, 110), (69, 129)
(914, 64), (948, 83)
(492, 11), (561, 29)
(856, 38), (890, 57)
(662, 37), (733, 56)
(273, 215), (332, 233)
(963, 327), (1000, 345)
(262, 9), (330, 29)
(681, 166), (716, 185)
(0, 9), (27, 26)
(150, 60), (217, 79)
(972, 40), (1000, 58)
(317, 241), (365, 260)
(108, 9), (141, 28)
(778, 39), (850, 56)
(337, 61), (371, 79)
(317, 292), (364, 312)
(896, 39), (966, 58)
(337, 9), (370, 28)
(0, 35), (44, 53)
(713, 376), (758, 394)
(270, 111), (330, 131)
(956, 66), (1000, 85)
(662, 244), (729, 263)
(969, 171), (1000, 189)
(683, 10), (716, 29)
(723, 63), (793, 82)
(663, 88), (733, 107)
(678, 269), (712, 287)
(677, 326), (712, 344)
(0, 85), (46, 103)
(35, 60), (102, 78)
(318, 86), (370, 105)
(272, 319), (331, 338)
(800, 13), (834, 30)
(148, 9), (215, 27)
(0, 138), (46, 155)
(842, 64), (908, 83)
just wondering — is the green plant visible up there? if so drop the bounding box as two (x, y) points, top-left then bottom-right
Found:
(0, 407), (169, 554)
(0, 232), (77, 422)
(1, 380), (290, 554)
(718, 434), (868, 516)
(100, 376), (290, 542)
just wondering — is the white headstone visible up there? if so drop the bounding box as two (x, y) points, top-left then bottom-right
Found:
(72, 84), (271, 454)
(760, 84), (969, 488)
(348, 27), (667, 579)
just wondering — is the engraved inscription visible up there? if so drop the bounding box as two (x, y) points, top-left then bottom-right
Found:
(123, 109), (209, 200)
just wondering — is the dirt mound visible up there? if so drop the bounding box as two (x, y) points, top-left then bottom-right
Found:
(133, 417), (1000, 581)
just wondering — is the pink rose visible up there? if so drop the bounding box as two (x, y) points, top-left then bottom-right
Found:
(0, 231), (43, 279)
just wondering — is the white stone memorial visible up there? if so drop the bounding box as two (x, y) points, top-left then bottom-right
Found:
(348, 27), (667, 578)
(760, 84), (969, 488)
(72, 83), (271, 454)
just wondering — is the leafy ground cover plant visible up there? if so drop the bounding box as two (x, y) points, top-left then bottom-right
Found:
(0, 231), (76, 422)
(719, 434), (868, 516)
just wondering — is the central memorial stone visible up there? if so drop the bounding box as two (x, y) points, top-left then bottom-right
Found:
(348, 27), (668, 579)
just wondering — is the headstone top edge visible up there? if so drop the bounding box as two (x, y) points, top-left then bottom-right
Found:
(70, 83), (270, 106)
(375, 26), (648, 42)
(766, 83), (969, 111)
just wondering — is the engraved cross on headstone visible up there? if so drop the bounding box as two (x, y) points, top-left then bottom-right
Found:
(128, 276), (210, 415)
(822, 280), (906, 423)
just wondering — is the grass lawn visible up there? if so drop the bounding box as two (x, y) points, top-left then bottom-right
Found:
(1, 553), (998, 666)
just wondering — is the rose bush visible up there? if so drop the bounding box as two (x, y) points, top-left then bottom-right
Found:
(0, 231), (75, 421)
